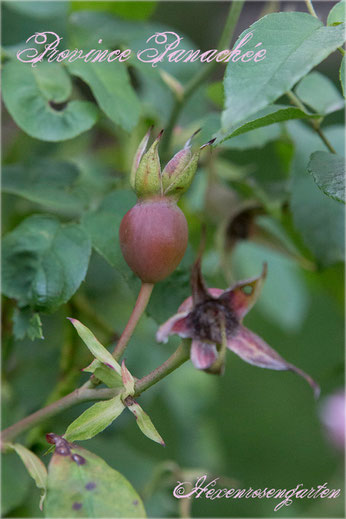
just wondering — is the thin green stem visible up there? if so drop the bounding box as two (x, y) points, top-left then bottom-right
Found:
(161, 0), (244, 158)
(305, 0), (318, 18)
(304, 0), (345, 56)
(313, 126), (337, 154)
(1, 342), (190, 445)
(286, 90), (337, 154)
(286, 90), (307, 113)
(112, 282), (154, 360)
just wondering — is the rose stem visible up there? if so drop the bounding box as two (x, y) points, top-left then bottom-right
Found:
(304, 0), (345, 56)
(1, 342), (190, 445)
(112, 282), (154, 360)
(286, 90), (337, 154)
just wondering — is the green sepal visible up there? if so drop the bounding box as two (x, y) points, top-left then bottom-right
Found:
(121, 360), (135, 396)
(83, 359), (123, 388)
(134, 132), (162, 198)
(130, 126), (152, 189)
(164, 150), (200, 199)
(126, 401), (165, 446)
(161, 147), (192, 192)
(64, 395), (125, 442)
(67, 318), (121, 375)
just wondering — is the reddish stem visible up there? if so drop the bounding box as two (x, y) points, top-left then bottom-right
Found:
(112, 282), (154, 360)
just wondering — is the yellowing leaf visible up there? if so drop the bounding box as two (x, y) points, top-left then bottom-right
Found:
(45, 442), (146, 517)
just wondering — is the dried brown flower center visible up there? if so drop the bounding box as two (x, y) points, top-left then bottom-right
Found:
(188, 299), (238, 344)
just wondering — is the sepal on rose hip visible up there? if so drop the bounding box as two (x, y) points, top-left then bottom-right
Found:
(133, 129), (163, 198)
(130, 125), (152, 189)
(163, 135), (216, 200)
(161, 129), (200, 192)
(131, 127), (215, 200)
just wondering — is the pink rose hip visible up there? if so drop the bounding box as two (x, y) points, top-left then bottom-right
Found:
(119, 197), (188, 283)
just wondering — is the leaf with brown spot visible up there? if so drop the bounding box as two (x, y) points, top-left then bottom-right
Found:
(45, 444), (146, 517)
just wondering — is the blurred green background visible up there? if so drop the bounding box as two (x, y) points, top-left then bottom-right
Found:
(1, 1), (344, 518)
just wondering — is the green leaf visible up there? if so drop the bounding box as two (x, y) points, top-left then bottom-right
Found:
(295, 72), (344, 114)
(222, 13), (346, 127)
(70, 1), (156, 20)
(83, 360), (123, 389)
(45, 443), (146, 517)
(5, 0), (67, 18)
(289, 122), (345, 266)
(12, 307), (43, 341)
(67, 13), (197, 74)
(2, 160), (86, 213)
(199, 112), (281, 150)
(206, 81), (224, 108)
(33, 61), (72, 102)
(67, 61), (140, 132)
(218, 104), (320, 144)
(127, 401), (165, 446)
(68, 318), (121, 374)
(81, 189), (137, 280)
(308, 151), (345, 203)
(327, 0), (345, 25)
(64, 396), (125, 442)
(340, 57), (345, 97)
(2, 215), (91, 312)
(2, 60), (98, 141)
(9, 443), (47, 511)
(222, 125), (282, 150)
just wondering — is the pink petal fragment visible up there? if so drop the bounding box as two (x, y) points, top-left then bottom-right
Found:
(156, 312), (192, 343)
(227, 326), (320, 398)
(319, 389), (345, 450)
(220, 263), (267, 320)
(190, 340), (218, 370)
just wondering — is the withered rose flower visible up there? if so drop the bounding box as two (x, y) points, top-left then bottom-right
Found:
(157, 259), (319, 398)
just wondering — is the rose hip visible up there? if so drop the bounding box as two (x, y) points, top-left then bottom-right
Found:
(119, 197), (188, 283)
